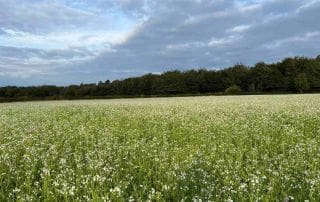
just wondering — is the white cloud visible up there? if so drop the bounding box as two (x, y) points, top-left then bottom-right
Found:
(263, 31), (320, 49)
(227, 25), (252, 33)
(183, 11), (229, 25)
(296, 0), (320, 13)
(208, 35), (242, 47)
(1, 28), (133, 50)
(165, 42), (206, 51)
(236, 3), (262, 12)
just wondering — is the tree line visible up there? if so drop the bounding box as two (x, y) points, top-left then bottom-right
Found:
(1, 55), (320, 101)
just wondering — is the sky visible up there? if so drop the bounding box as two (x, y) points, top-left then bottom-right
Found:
(0, 0), (320, 86)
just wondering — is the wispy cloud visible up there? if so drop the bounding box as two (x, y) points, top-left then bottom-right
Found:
(227, 25), (252, 33)
(208, 35), (242, 47)
(263, 31), (320, 49)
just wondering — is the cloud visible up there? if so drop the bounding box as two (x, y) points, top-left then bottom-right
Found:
(0, 28), (130, 51)
(263, 31), (320, 49)
(237, 3), (262, 12)
(227, 25), (252, 33)
(0, 0), (320, 85)
(208, 35), (242, 47)
(296, 0), (320, 12)
(0, 0), (98, 33)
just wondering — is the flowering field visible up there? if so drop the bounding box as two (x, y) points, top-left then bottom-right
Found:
(1, 95), (320, 201)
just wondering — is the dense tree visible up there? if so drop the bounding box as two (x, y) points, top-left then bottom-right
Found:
(278, 58), (300, 90)
(161, 71), (187, 94)
(294, 73), (310, 93)
(225, 85), (242, 94)
(1, 55), (320, 101)
(304, 59), (320, 89)
(250, 63), (285, 91)
(223, 64), (249, 90)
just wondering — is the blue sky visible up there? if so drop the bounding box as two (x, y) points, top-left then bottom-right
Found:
(0, 0), (319, 86)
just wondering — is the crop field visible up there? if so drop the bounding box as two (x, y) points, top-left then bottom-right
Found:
(1, 95), (320, 201)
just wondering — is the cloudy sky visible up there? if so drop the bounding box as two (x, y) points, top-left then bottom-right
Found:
(0, 0), (319, 86)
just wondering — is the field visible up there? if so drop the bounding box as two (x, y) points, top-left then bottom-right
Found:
(1, 95), (320, 201)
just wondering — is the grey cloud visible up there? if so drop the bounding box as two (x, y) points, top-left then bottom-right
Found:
(0, 0), (100, 33)
(0, 46), (94, 60)
(1, 0), (320, 85)
(81, 0), (320, 74)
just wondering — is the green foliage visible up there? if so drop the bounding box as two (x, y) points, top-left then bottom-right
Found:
(250, 63), (284, 91)
(1, 55), (320, 100)
(1, 95), (320, 201)
(294, 73), (310, 93)
(225, 84), (242, 94)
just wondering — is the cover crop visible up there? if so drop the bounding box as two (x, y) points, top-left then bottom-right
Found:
(1, 95), (320, 201)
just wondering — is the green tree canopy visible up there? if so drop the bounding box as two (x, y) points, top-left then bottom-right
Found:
(294, 73), (310, 93)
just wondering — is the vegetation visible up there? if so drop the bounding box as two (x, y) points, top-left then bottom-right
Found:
(1, 95), (320, 201)
(1, 55), (320, 101)
(295, 73), (310, 93)
(225, 85), (242, 94)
